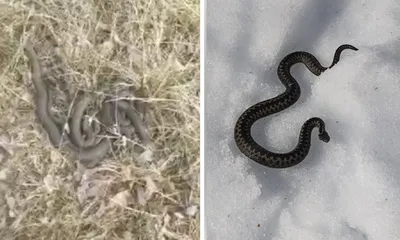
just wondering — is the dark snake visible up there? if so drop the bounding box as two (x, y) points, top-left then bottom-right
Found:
(234, 44), (358, 168)
(24, 40), (152, 168)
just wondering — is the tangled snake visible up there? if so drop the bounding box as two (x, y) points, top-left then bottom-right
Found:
(234, 44), (358, 168)
(24, 40), (152, 168)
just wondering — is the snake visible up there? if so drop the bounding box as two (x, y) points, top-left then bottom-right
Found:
(234, 44), (358, 168)
(24, 40), (152, 168)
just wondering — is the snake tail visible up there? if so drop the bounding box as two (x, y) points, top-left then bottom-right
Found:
(329, 44), (358, 69)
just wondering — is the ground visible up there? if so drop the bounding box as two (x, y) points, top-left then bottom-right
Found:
(0, 0), (199, 239)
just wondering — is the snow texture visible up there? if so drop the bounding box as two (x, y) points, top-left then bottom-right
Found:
(205, 0), (400, 239)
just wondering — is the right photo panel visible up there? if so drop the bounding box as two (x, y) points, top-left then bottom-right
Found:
(205, 0), (399, 239)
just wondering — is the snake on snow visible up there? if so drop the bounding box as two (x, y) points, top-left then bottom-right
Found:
(234, 44), (358, 168)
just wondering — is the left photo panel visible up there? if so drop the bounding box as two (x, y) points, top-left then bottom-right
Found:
(0, 1), (200, 239)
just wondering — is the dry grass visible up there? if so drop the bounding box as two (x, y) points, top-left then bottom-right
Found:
(0, 0), (199, 239)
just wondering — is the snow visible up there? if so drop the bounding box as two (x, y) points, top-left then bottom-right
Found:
(205, 0), (400, 239)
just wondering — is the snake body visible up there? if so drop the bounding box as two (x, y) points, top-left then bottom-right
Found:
(234, 44), (358, 168)
(24, 40), (152, 167)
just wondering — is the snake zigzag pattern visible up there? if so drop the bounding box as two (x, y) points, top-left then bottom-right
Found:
(234, 44), (358, 168)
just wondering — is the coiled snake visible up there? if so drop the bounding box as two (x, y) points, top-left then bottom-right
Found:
(24, 40), (153, 168)
(234, 44), (358, 168)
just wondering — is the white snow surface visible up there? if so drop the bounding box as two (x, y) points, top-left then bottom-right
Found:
(205, 0), (400, 239)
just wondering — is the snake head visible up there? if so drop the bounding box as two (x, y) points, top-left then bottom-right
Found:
(318, 131), (330, 143)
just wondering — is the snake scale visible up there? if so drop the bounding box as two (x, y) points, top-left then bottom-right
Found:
(234, 44), (358, 168)
(24, 40), (152, 168)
